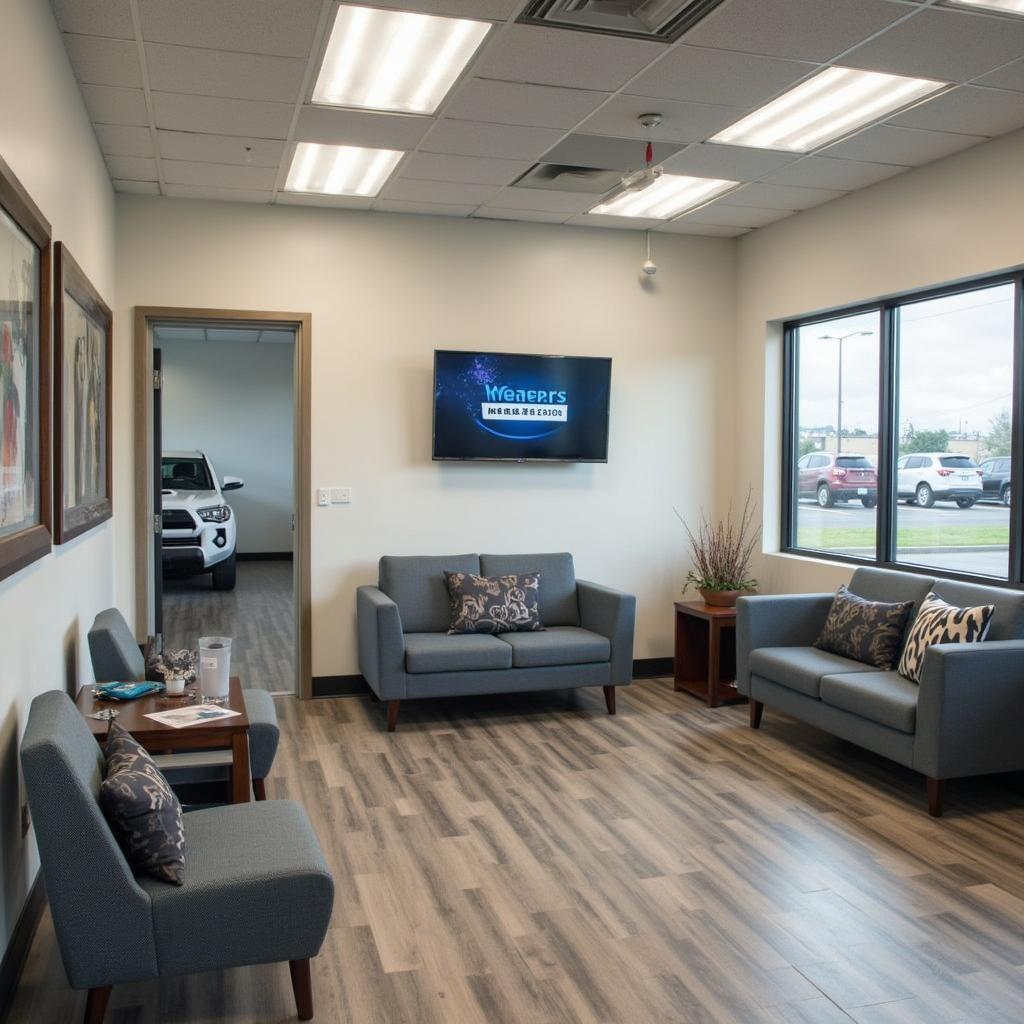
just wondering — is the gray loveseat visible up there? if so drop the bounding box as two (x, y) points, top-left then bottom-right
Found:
(737, 566), (1024, 816)
(357, 552), (636, 731)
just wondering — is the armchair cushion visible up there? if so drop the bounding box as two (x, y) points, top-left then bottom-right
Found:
(242, 689), (280, 781)
(821, 671), (919, 734)
(481, 552), (580, 626)
(89, 607), (146, 682)
(498, 626), (610, 668)
(749, 646), (875, 699)
(405, 633), (513, 674)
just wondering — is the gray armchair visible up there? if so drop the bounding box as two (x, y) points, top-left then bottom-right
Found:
(20, 690), (334, 1024)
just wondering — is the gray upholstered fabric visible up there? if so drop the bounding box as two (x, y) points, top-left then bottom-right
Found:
(848, 567), (934, 609)
(20, 691), (159, 989)
(405, 661), (611, 699)
(931, 579), (1024, 641)
(141, 800), (334, 977)
(379, 553), (480, 634)
(821, 671), (919, 734)
(480, 552), (580, 626)
(498, 627), (610, 668)
(577, 580), (636, 684)
(405, 633), (513, 674)
(357, 585), (407, 699)
(748, 646), (874, 698)
(89, 607), (146, 682)
(242, 688), (280, 781)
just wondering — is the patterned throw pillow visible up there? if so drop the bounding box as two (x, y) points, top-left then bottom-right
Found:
(445, 571), (544, 635)
(898, 592), (995, 683)
(814, 585), (915, 670)
(99, 721), (186, 885)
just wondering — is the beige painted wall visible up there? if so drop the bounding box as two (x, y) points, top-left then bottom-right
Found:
(0, 0), (116, 953)
(734, 127), (1024, 597)
(115, 199), (737, 676)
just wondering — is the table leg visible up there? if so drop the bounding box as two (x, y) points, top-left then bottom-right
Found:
(707, 620), (721, 707)
(231, 732), (252, 804)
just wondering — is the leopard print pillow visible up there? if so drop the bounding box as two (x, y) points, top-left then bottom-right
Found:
(898, 592), (994, 683)
(444, 571), (544, 635)
(814, 585), (915, 670)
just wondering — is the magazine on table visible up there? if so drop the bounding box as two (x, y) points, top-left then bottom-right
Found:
(144, 705), (242, 729)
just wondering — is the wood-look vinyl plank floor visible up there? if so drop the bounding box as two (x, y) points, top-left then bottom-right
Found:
(9, 681), (1024, 1023)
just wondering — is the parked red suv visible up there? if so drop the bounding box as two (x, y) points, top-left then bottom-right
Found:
(797, 452), (878, 508)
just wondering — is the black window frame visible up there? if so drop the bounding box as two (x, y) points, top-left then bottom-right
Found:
(782, 270), (1024, 588)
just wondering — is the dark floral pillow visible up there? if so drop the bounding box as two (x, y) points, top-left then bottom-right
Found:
(814, 585), (914, 670)
(445, 571), (544, 635)
(99, 721), (185, 885)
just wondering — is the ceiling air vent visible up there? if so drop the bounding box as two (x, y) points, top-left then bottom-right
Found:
(513, 163), (623, 194)
(517, 0), (727, 42)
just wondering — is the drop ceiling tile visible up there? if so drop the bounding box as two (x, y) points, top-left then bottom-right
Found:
(343, 0), (520, 15)
(63, 34), (142, 89)
(401, 153), (531, 186)
(762, 156), (907, 191)
(152, 92), (294, 139)
(164, 184), (273, 203)
(473, 24), (663, 91)
(625, 47), (815, 108)
(681, 0), (906, 62)
(444, 79), (609, 129)
(162, 160), (279, 190)
(295, 107), (431, 149)
(843, 8), (1024, 82)
(106, 155), (158, 181)
(157, 131), (284, 167)
(475, 208), (572, 224)
(821, 124), (986, 165)
(718, 182), (847, 210)
(137, 0), (322, 58)
(654, 221), (751, 236)
(52, 0), (134, 39)
(81, 84), (149, 127)
(113, 180), (161, 196)
(145, 45), (306, 104)
(276, 193), (373, 210)
(95, 124), (155, 158)
(578, 95), (745, 144)
(486, 188), (597, 213)
(676, 203), (794, 228)
(384, 179), (499, 205)
(421, 119), (563, 160)
(372, 199), (476, 217)
(887, 86), (1024, 136)
(566, 213), (660, 230)
(542, 135), (685, 172)
(662, 143), (797, 180)
(975, 56), (1024, 93)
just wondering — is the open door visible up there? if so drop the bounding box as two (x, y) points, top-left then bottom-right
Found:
(152, 347), (163, 635)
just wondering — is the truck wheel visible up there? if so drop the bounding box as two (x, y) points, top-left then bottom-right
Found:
(915, 483), (935, 509)
(212, 553), (236, 591)
(1002, 485), (1011, 507)
(955, 496), (976, 509)
(817, 483), (835, 508)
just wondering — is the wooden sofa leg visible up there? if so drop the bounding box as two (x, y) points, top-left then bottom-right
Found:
(84, 986), (112, 1024)
(602, 685), (616, 715)
(253, 777), (267, 801)
(749, 699), (764, 729)
(386, 700), (401, 732)
(289, 958), (314, 1020)
(926, 777), (944, 817)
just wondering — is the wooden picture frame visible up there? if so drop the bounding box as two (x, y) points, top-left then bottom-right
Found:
(0, 155), (52, 582)
(54, 243), (113, 542)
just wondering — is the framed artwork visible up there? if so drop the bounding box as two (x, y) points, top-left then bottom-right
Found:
(54, 243), (112, 542)
(0, 156), (51, 582)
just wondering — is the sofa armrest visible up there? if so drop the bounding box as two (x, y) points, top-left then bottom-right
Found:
(577, 580), (636, 684)
(736, 592), (834, 695)
(356, 586), (406, 699)
(914, 640), (1024, 780)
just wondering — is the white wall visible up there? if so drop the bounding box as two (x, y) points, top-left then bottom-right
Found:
(115, 199), (737, 676)
(0, 0), (116, 958)
(734, 128), (1024, 596)
(161, 339), (294, 554)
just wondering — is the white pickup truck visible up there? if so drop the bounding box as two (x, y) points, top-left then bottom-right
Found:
(161, 450), (243, 590)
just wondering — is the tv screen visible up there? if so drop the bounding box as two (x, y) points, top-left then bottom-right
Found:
(432, 350), (611, 462)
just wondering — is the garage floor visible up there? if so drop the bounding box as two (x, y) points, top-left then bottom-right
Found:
(161, 558), (294, 693)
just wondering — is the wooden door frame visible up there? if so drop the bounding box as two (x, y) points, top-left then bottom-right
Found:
(133, 306), (312, 700)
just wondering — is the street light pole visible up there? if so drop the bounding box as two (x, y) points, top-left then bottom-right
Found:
(819, 330), (873, 455)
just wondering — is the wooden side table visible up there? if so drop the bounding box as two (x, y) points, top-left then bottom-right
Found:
(673, 601), (744, 707)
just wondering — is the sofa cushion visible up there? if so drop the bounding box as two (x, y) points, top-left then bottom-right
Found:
(405, 633), (513, 674)
(814, 586), (914, 670)
(498, 626), (610, 668)
(931, 579), (1024, 642)
(749, 646), (876, 699)
(821, 671), (919, 734)
(444, 571), (543, 634)
(848, 567), (934, 609)
(481, 553), (580, 627)
(898, 592), (994, 683)
(379, 553), (480, 634)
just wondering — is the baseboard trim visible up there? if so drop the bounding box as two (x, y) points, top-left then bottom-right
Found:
(633, 657), (673, 678)
(236, 552), (294, 562)
(0, 873), (45, 1023)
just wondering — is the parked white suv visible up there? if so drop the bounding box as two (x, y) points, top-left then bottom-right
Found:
(896, 452), (982, 509)
(161, 451), (243, 589)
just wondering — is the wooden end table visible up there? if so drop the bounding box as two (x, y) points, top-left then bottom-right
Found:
(76, 676), (252, 803)
(673, 601), (744, 707)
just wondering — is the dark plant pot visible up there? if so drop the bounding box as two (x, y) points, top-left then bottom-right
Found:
(699, 587), (752, 608)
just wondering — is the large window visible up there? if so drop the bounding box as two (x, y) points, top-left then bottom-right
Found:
(784, 274), (1022, 584)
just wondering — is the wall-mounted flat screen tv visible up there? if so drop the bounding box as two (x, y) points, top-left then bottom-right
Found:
(432, 350), (612, 462)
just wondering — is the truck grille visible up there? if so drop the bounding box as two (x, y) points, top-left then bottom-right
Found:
(162, 509), (195, 530)
(162, 537), (200, 548)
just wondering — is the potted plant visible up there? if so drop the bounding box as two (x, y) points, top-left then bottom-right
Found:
(676, 492), (760, 608)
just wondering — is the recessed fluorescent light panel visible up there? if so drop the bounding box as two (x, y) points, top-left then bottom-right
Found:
(313, 5), (491, 115)
(946, 0), (1024, 13)
(710, 67), (948, 153)
(285, 142), (403, 197)
(589, 174), (738, 219)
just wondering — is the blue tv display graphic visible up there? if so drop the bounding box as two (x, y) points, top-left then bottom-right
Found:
(433, 350), (611, 462)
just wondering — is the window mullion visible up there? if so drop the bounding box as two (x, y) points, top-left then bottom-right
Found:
(877, 303), (897, 568)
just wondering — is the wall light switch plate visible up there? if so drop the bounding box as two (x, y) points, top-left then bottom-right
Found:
(331, 487), (352, 505)
(317, 488), (330, 507)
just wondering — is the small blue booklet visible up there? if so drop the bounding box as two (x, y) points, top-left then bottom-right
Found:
(93, 681), (165, 701)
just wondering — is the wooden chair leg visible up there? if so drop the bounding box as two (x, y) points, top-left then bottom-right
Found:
(926, 776), (944, 817)
(84, 985), (112, 1024)
(749, 699), (764, 729)
(253, 777), (267, 801)
(602, 685), (616, 715)
(289, 958), (314, 1020)
(386, 699), (401, 732)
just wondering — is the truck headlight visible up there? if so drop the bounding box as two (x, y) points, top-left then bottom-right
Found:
(198, 505), (231, 523)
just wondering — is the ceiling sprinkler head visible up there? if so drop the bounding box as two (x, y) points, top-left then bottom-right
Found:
(638, 113), (663, 130)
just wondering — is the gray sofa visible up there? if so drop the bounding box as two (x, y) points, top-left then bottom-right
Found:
(737, 566), (1024, 816)
(357, 552), (636, 731)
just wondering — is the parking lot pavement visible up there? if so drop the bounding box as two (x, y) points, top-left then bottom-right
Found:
(797, 500), (1010, 533)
